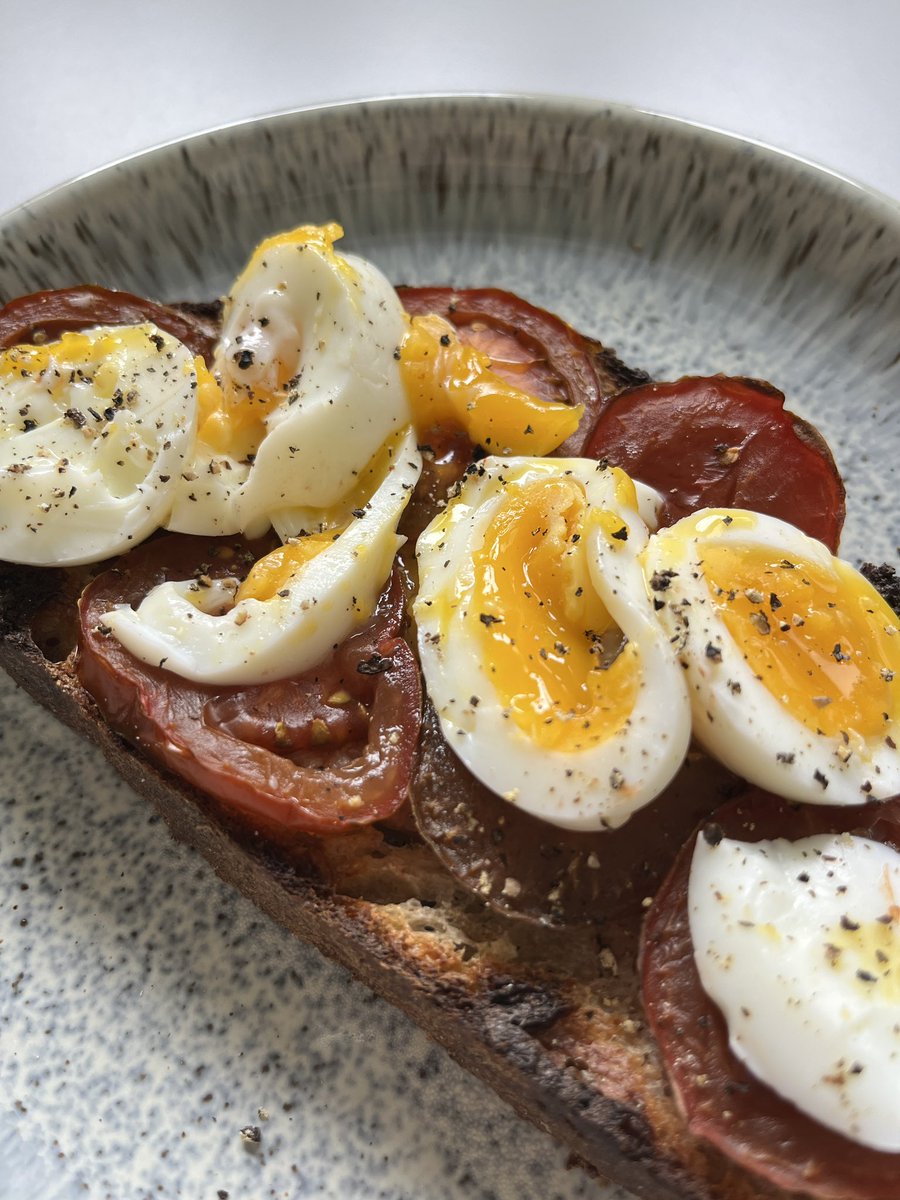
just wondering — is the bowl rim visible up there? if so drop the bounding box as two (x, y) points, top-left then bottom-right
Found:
(5, 92), (900, 231)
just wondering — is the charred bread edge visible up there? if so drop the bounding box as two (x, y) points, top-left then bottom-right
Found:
(0, 567), (737, 1200)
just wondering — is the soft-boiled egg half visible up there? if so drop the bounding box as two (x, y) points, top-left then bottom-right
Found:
(644, 509), (900, 804)
(414, 457), (691, 831)
(0, 324), (197, 566)
(104, 426), (421, 685)
(167, 222), (415, 540)
(690, 831), (900, 1150)
(104, 225), (484, 688)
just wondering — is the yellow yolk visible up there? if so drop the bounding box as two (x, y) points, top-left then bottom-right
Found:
(459, 475), (638, 752)
(237, 221), (358, 292)
(235, 532), (337, 602)
(399, 313), (582, 455)
(827, 909), (900, 1003)
(193, 355), (279, 459)
(1, 327), (160, 404)
(595, 467), (642, 540)
(702, 545), (900, 742)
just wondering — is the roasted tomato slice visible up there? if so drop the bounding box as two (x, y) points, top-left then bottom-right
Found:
(583, 375), (846, 551)
(413, 705), (743, 927)
(76, 534), (421, 838)
(397, 285), (647, 457)
(0, 285), (219, 364)
(641, 791), (900, 1200)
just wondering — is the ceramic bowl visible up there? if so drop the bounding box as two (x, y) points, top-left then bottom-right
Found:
(2, 95), (899, 1200)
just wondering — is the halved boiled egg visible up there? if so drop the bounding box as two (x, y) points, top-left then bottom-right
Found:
(103, 427), (421, 686)
(0, 324), (197, 566)
(167, 222), (414, 540)
(414, 457), (691, 831)
(643, 509), (900, 804)
(690, 831), (900, 1150)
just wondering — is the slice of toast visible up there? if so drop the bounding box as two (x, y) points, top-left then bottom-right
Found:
(3, 289), (858, 1199)
(0, 497), (788, 1199)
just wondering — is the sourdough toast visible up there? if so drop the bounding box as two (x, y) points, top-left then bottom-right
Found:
(0, 555), (787, 1200)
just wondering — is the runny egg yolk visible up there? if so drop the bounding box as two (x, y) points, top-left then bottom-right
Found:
(463, 474), (638, 752)
(399, 313), (582, 456)
(193, 353), (287, 460)
(1, 327), (160, 404)
(827, 908), (900, 1003)
(235, 531), (337, 602)
(702, 544), (900, 742)
(192, 355), (279, 459)
(238, 221), (358, 292)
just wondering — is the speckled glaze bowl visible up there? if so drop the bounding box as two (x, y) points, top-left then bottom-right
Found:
(2, 96), (899, 1200)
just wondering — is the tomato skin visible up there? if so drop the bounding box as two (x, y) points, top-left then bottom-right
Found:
(0, 285), (219, 364)
(583, 375), (846, 551)
(76, 535), (421, 838)
(413, 702), (744, 927)
(641, 790), (900, 1199)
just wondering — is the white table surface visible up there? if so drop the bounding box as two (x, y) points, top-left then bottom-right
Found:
(3, 0), (900, 218)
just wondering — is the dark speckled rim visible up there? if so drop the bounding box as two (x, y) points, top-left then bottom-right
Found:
(3, 95), (900, 302)
(5, 93), (900, 230)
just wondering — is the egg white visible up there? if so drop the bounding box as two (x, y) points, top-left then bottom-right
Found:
(690, 831), (900, 1150)
(414, 457), (691, 832)
(0, 324), (197, 567)
(167, 226), (413, 540)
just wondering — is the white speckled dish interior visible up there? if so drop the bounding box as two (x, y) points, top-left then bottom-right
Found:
(2, 96), (899, 1200)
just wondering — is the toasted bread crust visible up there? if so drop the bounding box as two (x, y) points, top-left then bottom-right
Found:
(0, 559), (797, 1200)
